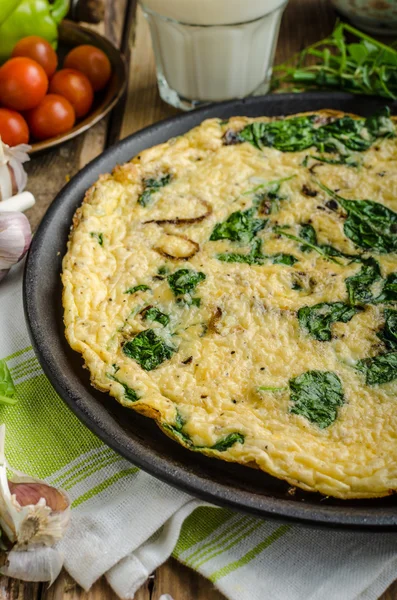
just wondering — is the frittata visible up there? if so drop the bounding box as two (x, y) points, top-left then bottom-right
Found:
(62, 108), (397, 499)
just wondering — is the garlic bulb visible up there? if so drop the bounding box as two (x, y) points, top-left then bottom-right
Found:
(0, 425), (71, 549)
(0, 211), (32, 282)
(0, 141), (30, 201)
(1, 546), (63, 584)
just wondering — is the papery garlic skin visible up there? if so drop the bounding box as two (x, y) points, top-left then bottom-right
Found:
(0, 425), (71, 549)
(0, 141), (30, 201)
(1, 546), (63, 584)
(0, 211), (31, 273)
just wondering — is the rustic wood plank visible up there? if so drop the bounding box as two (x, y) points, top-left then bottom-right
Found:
(0, 577), (40, 600)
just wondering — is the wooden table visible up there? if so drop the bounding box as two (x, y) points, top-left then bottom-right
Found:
(2, 1), (397, 598)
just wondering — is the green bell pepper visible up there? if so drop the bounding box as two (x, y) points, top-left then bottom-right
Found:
(0, 0), (70, 64)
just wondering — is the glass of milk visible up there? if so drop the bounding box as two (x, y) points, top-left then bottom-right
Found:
(139, 0), (288, 110)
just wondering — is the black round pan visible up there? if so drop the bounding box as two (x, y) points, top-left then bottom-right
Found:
(24, 92), (397, 530)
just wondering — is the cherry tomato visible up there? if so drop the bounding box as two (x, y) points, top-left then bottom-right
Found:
(64, 45), (111, 91)
(12, 36), (58, 78)
(0, 57), (48, 111)
(26, 94), (75, 140)
(0, 108), (29, 146)
(49, 69), (94, 118)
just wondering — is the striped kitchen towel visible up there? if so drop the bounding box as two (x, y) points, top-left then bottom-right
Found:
(2, 260), (397, 600)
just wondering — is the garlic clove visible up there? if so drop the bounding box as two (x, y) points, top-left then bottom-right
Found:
(0, 192), (35, 213)
(0, 141), (30, 201)
(0, 211), (32, 272)
(0, 425), (71, 549)
(1, 546), (64, 584)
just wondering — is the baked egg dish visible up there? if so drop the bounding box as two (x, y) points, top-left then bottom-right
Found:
(62, 108), (397, 499)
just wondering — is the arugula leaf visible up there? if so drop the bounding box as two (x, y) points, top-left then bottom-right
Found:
(216, 238), (297, 266)
(124, 284), (151, 294)
(377, 308), (397, 351)
(289, 370), (344, 428)
(298, 302), (360, 341)
(123, 329), (175, 371)
(163, 422), (245, 452)
(90, 232), (103, 246)
(0, 359), (17, 405)
(143, 307), (170, 326)
(138, 174), (172, 207)
(107, 373), (139, 402)
(274, 226), (342, 264)
(317, 182), (397, 254)
(168, 269), (206, 296)
(356, 352), (397, 385)
(345, 258), (382, 305)
(210, 208), (266, 244)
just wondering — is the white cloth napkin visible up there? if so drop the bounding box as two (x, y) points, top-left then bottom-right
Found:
(1, 261), (397, 600)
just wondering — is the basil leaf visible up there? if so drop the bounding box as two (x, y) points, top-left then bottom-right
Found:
(0, 359), (17, 405)
(289, 370), (344, 428)
(138, 174), (172, 207)
(168, 269), (206, 296)
(143, 307), (170, 326)
(377, 309), (397, 351)
(210, 208), (267, 244)
(345, 258), (382, 305)
(356, 352), (397, 385)
(123, 329), (175, 371)
(298, 302), (360, 341)
(124, 284), (151, 294)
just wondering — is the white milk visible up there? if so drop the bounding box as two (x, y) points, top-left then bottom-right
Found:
(140, 0), (287, 106)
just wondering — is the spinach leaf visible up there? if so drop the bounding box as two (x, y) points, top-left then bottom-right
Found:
(238, 110), (393, 155)
(123, 329), (175, 371)
(168, 269), (206, 296)
(299, 224), (318, 252)
(289, 370), (344, 428)
(163, 422), (245, 452)
(210, 208), (266, 244)
(138, 174), (172, 207)
(309, 154), (360, 167)
(345, 258), (382, 305)
(107, 373), (139, 402)
(253, 182), (287, 215)
(143, 307), (170, 326)
(0, 359), (17, 405)
(216, 238), (297, 266)
(374, 272), (397, 303)
(124, 284), (151, 294)
(377, 308), (397, 351)
(90, 232), (103, 246)
(274, 226), (342, 264)
(317, 182), (397, 254)
(356, 352), (397, 385)
(298, 302), (360, 341)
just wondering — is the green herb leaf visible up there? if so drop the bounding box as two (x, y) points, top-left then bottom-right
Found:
(210, 432), (245, 451)
(317, 181), (397, 254)
(345, 258), (382, 305)
(138, 174), (172, 207)
(124, 284), (151, 294)
(274, 226), (342, 264)
(90, 232), (103, 246)
(0, 360), (17, 406)
(289, 370), (344, 428)
(168, 269), (206, 297)
(377, 308), (397, 351)
(210, 208), (267, 244)
(143, 307), (170, 326)
(356, 352), (397, 385)
(123, 329), (175, 371)
(163, 423), (245, 452)
(374, 272), (397, 303)
(298, 302), (360, 341)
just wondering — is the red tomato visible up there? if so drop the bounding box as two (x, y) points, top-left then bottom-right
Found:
(49, 69), (94, 118)
(0, 108), (29, 146)
(26, 94), (75, 140)
(0, 57), (48, 111)
(64, 45), (111, 91)
(12, 36), (58, 78)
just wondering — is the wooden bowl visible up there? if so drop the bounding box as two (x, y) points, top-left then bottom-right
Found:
(29, 20), (127, 155)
